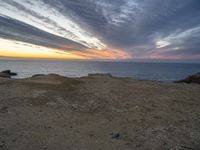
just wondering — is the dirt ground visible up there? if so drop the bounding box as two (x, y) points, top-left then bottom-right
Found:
(0, 74), (200, 150)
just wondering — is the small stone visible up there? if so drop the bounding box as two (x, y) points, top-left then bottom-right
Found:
(0, 141), (5, 147)
(89, 133), (94, 137)
(111, 133), (120, 139)
(0, 106), (8, 113)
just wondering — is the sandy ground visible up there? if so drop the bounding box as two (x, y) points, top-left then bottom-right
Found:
(0, 74), (200, 150)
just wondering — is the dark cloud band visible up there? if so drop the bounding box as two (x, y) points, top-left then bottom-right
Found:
(0, 15), (87, 51)
(0, 0), (200, 60)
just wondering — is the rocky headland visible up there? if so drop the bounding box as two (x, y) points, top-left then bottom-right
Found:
(0, 73), (200, 150)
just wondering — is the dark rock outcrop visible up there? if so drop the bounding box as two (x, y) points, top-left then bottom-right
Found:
(2, 70), (11, 74)
(88, 73), (112, 77)
(32, 74), (45, 78)
(0, 70), (17, 78)
(175, 72), (200, 84)
(0, 72), (11, 78)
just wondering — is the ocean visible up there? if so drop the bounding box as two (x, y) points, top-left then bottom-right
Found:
(0, 59), (200, 82)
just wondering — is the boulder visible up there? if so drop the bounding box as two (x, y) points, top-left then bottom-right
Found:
(0, 72), (11, 78)
(2, 70), (11, 74)
(0, 70), (17, 78)
(9, 72), (17, 76)
(175, 72), (200, 84)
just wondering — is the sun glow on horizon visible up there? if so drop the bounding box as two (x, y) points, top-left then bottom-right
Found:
(0, 39), (129, 60)
(0, 39), (86, 59)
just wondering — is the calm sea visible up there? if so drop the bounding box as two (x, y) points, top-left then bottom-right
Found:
(0, 60), (200, 82)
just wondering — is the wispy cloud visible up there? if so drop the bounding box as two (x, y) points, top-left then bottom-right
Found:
(0, 0), (106, 50)
(0, 0), (200, 60)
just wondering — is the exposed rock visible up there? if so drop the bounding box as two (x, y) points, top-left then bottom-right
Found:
(88, 73), (112, 77)
(2, 70), (11, 74)
(9, 72), (17, 76)
(0, 72), (11, 78)
(0, 70), (17, 78)
(175, 72), (200, 84)
(111, 133), (120, 139)
(32, 74), (45, 78)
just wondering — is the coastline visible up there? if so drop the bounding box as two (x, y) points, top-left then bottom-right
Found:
(0, 74), (200, 149)
(1, 59), (200, 82)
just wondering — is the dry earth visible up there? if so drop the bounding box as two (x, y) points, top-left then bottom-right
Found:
(0, 74), (200, 150)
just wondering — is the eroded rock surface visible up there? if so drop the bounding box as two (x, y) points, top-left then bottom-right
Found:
(0, 74), (200, 150)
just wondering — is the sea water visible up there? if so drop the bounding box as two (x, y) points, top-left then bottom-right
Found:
(0, 59), (200, 82)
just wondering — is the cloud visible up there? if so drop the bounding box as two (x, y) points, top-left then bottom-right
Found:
(0, 0), (200, 60)
(0, 15), (87, 51)
(156, 41), (171, 48)
(0, 0), (106, 50)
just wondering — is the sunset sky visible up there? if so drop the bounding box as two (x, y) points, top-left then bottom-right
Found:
(0, 0), (200, 60)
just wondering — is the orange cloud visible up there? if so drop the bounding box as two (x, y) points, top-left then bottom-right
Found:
(70, 48), (131, 60)
(146, 50), (200, 60)
(0, 39), (130, 60)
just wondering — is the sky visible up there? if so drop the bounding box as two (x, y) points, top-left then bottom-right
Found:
(0, 0), (200, 60)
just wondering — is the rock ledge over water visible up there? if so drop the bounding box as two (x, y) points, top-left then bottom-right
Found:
(175, 72), (200, 84)
(0, 70), (17, 78)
